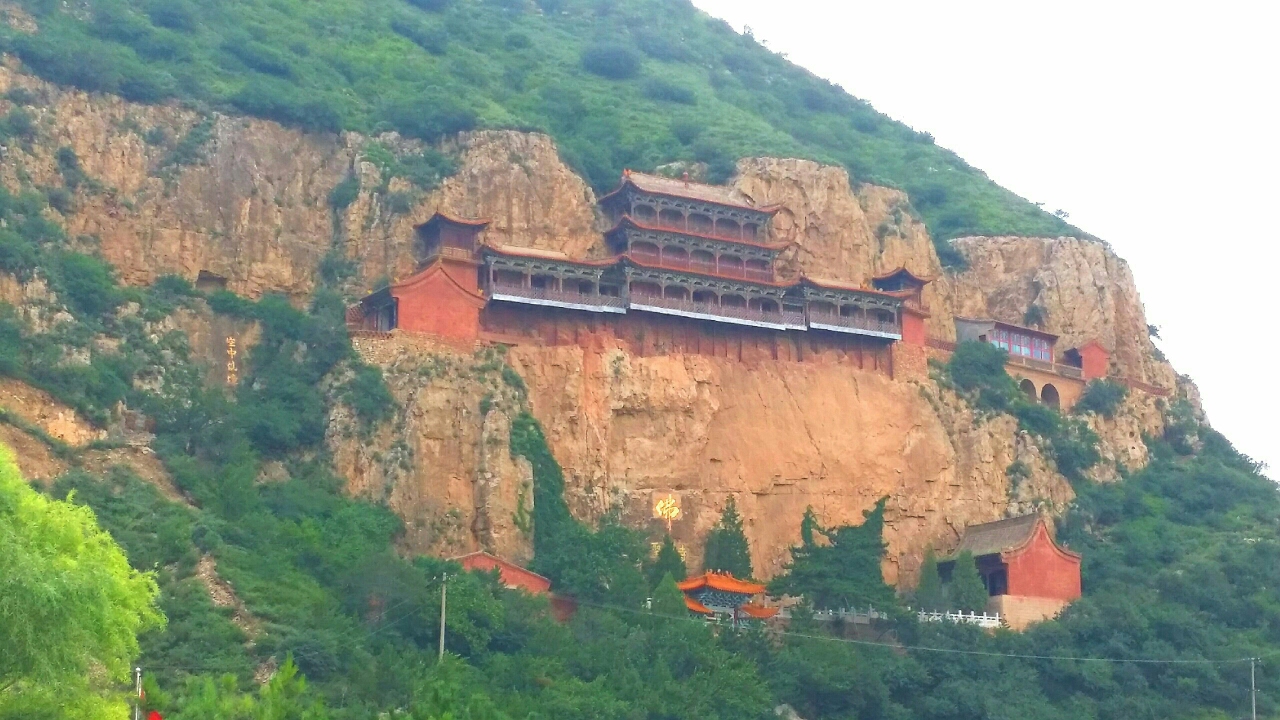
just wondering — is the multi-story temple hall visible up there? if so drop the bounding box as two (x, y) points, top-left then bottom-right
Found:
(350, 171), (930, 374)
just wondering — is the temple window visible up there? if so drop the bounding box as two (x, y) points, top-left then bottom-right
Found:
(664, 285), (690, 301)
(719, 255), (744, 277)
(839, 304), (859, 318)
(530, 274), (557, 291)
(659, 208), (684, 229)
(690, 250), (715, 273)
(632, 241), (660, 261)
(742, 223), (759, 241)
(630, 281), (662, 298)
(574, 279), (596, 295)
(717, 218), (741, 239)
(633, 203), (657, 222)
(692, 289), (718, 304)
(810, 301), (836, 316)
(687, 212), (713, 234)
(721, 294), (747, 308)
(494, 269), (525, 286)
(751, 298), (779, 313)
(661, 245), (689, 268)
(599, 284), (621, 297)
(745, 258), (770, 279)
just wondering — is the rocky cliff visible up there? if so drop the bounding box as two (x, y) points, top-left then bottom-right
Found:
(0, 63), (1183, 584)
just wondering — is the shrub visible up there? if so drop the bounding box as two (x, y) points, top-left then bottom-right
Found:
(403, 0), (454, 10)
(643, 78), (696, 105)
(229, 80), (342, 134)
(384, 190), (415, 214)
(581, 45), (641, 80)
(161, 117), (214, 170)
(4, 87), (36, 105)
(946, 341), (1014, 397)
(0, 229), (39, 279)
(56, 253), (122, 317)
(327, 175), (360, 211)
(384, 93), (477, 142)
(0, 107), (37, 142)
(390, 16), (448, 55)
(222, 41), (294, 78)
(341, 364), (396, 430)
(56, 147), (87, 190)
(147, 0), (199, 31)
(1074, 379), (1129, 418)
(44, 187), (73, 214)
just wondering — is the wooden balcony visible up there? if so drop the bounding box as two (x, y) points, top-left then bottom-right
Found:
(629, 251), (775, 283)
(807, 311), (902, 340)
(629, 295), (806, 331)
(1006, 353), (1083, 380)
(489, 282), (627, 313)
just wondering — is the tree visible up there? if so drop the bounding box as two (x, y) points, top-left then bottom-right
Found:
(702, 496), (752, 579)
(0, 442), (164, 707)
(650, 572), (687, 618)
(914, 550), (945, 611)
(769, 500), (896, 610)
(646, 535), (686, 590)
(948, 550), (989, 613)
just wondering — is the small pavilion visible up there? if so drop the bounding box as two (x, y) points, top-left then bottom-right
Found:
(677, 571), (779, 625)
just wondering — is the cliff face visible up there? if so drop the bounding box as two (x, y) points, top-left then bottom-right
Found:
(0, 65), (1181, 583)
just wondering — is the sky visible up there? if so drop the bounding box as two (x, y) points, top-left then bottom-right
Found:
(690, 0), (1280, 476)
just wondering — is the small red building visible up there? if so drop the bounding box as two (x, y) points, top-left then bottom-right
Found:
(452, 551), (551, 595)
(872, 266), (934, 346)
(941, 514), (1081, 630)
(677, 571), (779, 626)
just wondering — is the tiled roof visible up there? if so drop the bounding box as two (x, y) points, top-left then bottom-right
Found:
(872, 266), (937, 285)
(954, 316), (1059, 341)
(602, 170), (779, 213)
(948, 514), (1045, 559)
(677, 571), (767, 595)
(419, 212), (491, 229)
(739, 603), (780, 619)
(800, 275), (901, 299)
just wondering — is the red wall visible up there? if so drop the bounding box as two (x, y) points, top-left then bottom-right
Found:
(1004, 523), (1082, 602)
(1080, 342), (1110, 381)
(459, 554), (551, 595)
(901, 310), (927, 346)
(393, 259), (484, 344)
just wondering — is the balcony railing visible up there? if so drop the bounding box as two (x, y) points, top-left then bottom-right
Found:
(630, 294), (806, 329)
(630, 252), (775, 283)
(1006, 354), (1084, 379)
(807, 311), (901, 338)
(489, 282), (627, 312)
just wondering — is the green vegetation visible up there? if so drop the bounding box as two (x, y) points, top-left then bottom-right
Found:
(647, 533), (687, 589)
(769, 501), (897, 610)
(0, 445), (163, 716)
(1075, 378), (1129, 418)
(946, 550), (989, 613)
(945, 341), (1101, 481)
(0, 0), (1079, 259)
(702, 495), (753, 579)
(913, 549), (945, 611)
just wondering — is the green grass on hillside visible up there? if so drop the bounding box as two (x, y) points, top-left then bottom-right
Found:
(1, 0), (1077, 263)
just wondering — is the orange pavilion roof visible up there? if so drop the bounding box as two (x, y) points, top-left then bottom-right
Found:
(677, 571), (767, 596)
(739, 603), (780, 619)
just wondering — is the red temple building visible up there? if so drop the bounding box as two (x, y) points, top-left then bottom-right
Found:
(952, 317), (1113, 409)
(350, 171), (929, 368)
(453, 551), (551, 595)
(677, 572), (779, 626)
(939, 514), (1081, 631)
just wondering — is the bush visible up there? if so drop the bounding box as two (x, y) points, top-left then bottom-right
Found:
(384, 93), (477, 142)
(222, 40), (294, 78)
(229, 79), (342, 134)
(56, 147), (87, 190)
(0, 107), (37, 142)
(581, 45), (641, 80)
(327, 175), (360, 211)
(403, 0), (454, 10)
(642, 78), (696, 105)
(147, 0), (199, 31)
(56, 253), (122, 317)
(946, 341), (1014, 397)
(389, 16), (448, 55)
(0, 229), (39, 279)
(1075, 379), (1129, 418)
(342, 365), (396, 429)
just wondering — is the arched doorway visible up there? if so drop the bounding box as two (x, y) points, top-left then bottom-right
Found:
(1020, 379), (1037, 400)
(1041, 384), (1060, 409)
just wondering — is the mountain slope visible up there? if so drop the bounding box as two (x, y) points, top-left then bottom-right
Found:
(0, 0), (1075, 255)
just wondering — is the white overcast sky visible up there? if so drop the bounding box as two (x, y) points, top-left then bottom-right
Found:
(690, 0), (1280, 476)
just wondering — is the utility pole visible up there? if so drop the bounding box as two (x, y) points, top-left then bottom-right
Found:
(134, 667), (142, 720)
(438, 574), (448, 662)
(1252, 657), (1258, 720)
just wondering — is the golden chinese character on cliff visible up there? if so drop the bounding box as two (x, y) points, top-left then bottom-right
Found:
(653, 494), (681, 532)
(225, 336), (238, 385)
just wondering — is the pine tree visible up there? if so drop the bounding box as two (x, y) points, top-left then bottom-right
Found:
(702, 496), (753, 579)
(768, 499), (896, 610)
(651, 572), (688, 618)
(948, 550), (989, 613)
(913, 549), (945, 611)
(647, 534), (687, 590)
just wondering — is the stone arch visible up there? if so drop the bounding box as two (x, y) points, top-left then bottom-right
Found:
(1019, 378), (1037, 400)
(1041, 383), (1061, 409)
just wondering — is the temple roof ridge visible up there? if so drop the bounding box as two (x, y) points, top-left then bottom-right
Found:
(601, 169), (781, 214)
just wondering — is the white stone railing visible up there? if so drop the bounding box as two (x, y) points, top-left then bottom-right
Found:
(915, 609), (1003, 628)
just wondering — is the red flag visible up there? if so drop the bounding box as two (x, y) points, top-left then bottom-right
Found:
(147, 711), (163, 720)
